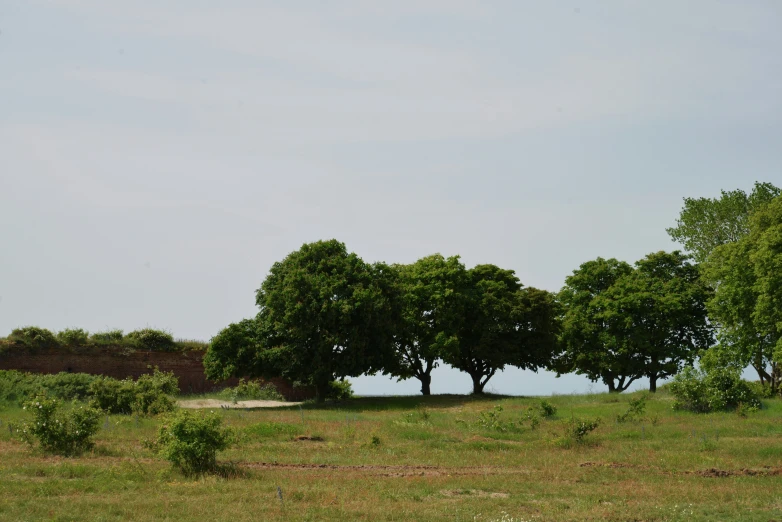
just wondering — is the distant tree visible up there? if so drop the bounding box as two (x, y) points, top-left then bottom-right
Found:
(203, 318), (264, 382)
(556, 258), (643, 392)
(443, 264), (560, 394)
(602, 251), (714, 392)
(387, 254), (466, 396)
(703, 195), (782, 391)
(666, 181), (780, 263)
(257, 240), (397, 402)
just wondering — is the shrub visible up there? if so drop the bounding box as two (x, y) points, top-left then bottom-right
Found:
(56, 328), (90, 346)
(616, 395), (647, 423)
(8, 327), (60, 349)
(746, 380), (776, 399)
(567, 417), (600, 443)
(18, 396), (101, 456)
(0, 371), (98, 405)
(327, 379), (354, 401)
(125, 329), (176, 352)
(534, 400), (557, 418)
(90, 329), (124, 343)
(150, 409), (233, 476)
(670, 367), (761, 413)
(218, 379), (284, 402)
(89, 368), (178, 415)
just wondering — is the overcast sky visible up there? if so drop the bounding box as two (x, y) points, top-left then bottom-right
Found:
(1, 1), (780, 395)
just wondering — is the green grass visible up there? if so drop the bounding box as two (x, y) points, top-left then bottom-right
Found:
(0, 391), (781, 521)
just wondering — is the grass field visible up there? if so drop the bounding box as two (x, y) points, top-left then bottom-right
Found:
(1, 390), (781, 521)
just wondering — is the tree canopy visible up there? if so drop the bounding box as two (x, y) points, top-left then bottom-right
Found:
(387, 254), (466, 395)
(443, 264), (560, 394)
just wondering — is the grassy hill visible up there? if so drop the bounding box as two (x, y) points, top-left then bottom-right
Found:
(1, 390), (780, 521)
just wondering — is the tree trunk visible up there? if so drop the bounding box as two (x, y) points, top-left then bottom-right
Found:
(607, 381), (618, 393)
(314, 381), (330, 404)
(649, 374), (658, 393)
(470, 372), (486, 394)
(418, 373), (432, 396)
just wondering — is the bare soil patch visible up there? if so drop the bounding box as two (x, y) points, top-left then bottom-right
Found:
(177, 399), (299, 409)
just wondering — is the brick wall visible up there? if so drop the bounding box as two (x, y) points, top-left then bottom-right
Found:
(0, 346), (313, 401)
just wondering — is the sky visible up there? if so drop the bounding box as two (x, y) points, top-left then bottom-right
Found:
(1, 1), (780, 396)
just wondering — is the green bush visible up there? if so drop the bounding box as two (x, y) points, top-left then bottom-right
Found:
(746, 380), (776, 399)
(0, 371), (98, 405)
(150, 409), (233, 476)
(17, 396), (101, 456)
(217, 379), (284, 402)
(670, 367), (761, 413)
(327, 379), (354, 401)
(616, 395), (647, 423)
(567, 417), (600, 443)
(90, 329), (124, 343)
(56, 328), (90, 346)
(534, 400), (557, 418)
(125, 329), (176, 352)
(89, 368), (178, 415)
(8, 327), (60, 349)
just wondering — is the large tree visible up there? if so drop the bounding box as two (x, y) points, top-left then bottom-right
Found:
(666, 181), (779, 263)
(556, 257), (643, 392)
(602, 251), (714, 392)
(388, 254), (466, 395)
(444, 264), (560, 394)
(703, 195), (782, 391)
(204, 240), (399, 402)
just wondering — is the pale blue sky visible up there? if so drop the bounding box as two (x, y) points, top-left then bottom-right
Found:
(1, 1), (780, 395)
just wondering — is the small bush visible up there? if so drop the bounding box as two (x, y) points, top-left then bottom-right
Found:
(18, 396), (101, 456)
(56, 328), (90, 346)
(670, 367), (761, 413)
(90, 329), (124, 343)
(0, 371), (98, 405)
(617, 395), (647, 423)
(536, 400), (557, 418)
(218, 379), (284, 402)
(89, 368), (178, 415)
(8, 327), (60, 349)
(567, 417), (600, 443)
(149, 409), (233, 476)
(746, 380), (775, 399)
(125, 329), (176, 352)
(327, 379), (354, 401)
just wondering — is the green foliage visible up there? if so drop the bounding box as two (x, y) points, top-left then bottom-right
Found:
(557, 252), (713, 392)
(17, 396), (101, 456)
(125, 329), (176, 352)
(255, 240), (399, 402)
(444, 265), (561, 394)
(150, 409), (233, 476)
(326, 379), (354, 401)
(567, 417), (600, 443)
(0, 371), (98, 405)
(534, 400), (557, 418)
(203, 319), (262, 382)
(670, 367), (761, 413)
(8, 327), (60, 349)
(88, 368), (178, 415)
(389, 254), (467, 395)
(90, 329), (124, 343)
(616, 395), (647, 423)
(667, 181), (780, 264)
(57, 328), (90, 346)
(217, 379), (284, 402)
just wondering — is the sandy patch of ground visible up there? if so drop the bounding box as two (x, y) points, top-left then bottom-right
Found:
(178, 399), (300, 409)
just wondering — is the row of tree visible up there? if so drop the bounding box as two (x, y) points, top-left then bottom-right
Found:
(204, 182), (781, 401)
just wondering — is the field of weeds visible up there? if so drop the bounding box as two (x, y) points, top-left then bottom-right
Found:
(1, 390), (781, 521)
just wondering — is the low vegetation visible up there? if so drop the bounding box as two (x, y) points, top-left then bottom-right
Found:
(0, 391), (780, 520)
(0, 327), (207, 353)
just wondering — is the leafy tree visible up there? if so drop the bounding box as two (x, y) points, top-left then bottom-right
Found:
(444, 264), (559, 394)
(666, 181), (779, 263)
(704, 195), (782, 391)
(388, 254), (466, 395)
(556, 258), (643, 392)
(206, 240), (398, 402)
(601, 251), (714, 392)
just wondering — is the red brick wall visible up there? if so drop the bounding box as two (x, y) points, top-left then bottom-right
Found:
(0, 346), (313, 401)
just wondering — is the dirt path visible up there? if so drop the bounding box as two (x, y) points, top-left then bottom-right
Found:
(177, 398), (300, 409)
